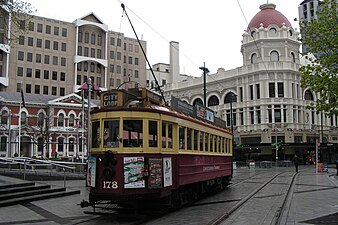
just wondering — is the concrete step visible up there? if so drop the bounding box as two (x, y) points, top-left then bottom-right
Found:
(0, 181), (80, 207)
(0, 182), (36, 190)
(0, 183), (51, 195)
(0, 189), (81, 207)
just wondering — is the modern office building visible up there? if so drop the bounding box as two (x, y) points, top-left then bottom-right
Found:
(0, 5), (148, 158)
(0, 8), (147, 96)
(151, 3), (338, 163)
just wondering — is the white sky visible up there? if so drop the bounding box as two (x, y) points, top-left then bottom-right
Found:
(25, 0), (301, 76)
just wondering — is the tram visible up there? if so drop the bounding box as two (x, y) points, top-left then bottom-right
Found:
(83, 87), (233, 209)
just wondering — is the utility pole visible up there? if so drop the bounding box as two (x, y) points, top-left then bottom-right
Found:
(7, 110), (11, 157)
(81, 89), (85, 163)
(87, 78), (92, 159)
(199, 62), (209, 107)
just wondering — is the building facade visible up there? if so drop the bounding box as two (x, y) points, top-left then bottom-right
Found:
(0, 91), (99, 158)
(156, 3), (338, 163)
(0, 9), (147, 96)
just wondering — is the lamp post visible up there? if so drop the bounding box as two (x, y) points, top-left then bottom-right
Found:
(230, 93), (236, 144)
(199, 62), (209, 107)
(229, 93), (237, 159)
(87, 78), (92, 159)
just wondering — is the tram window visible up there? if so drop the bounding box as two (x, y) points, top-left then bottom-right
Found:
(211, 135), (215, 152)
(149, 120), (158, 147)
(91, 121), (100, 148)
(179, 126), (185, 150)
(123, 120), (143, 147)
(214, 136), (217, 152)
(200, 132), (204, 151)
(224, 138), (227, 153)
(194, 130), (198, 150)
(103, 120), (119, 148)
(187, 128), (192, 150)
(205, 133), (209, 152)
(168, 123), (173, 148)
(162, 122), (166, 148)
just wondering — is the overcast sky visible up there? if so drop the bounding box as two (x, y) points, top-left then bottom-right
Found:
(25, 0), (301, 76)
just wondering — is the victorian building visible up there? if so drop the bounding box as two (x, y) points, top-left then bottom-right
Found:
(0, 91), (99, 158)
(150, 3), (338, 163)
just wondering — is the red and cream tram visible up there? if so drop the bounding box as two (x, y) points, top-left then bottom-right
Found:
(85, 88), (233, 209)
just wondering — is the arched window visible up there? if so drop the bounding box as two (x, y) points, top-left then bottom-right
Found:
(304, 90), (314, 101)
(58, 113), (64, 127)
(251, 53), (257, 64)
(69, 114), (75, 127)
(58, 137), (64, 153)
(193, 98), (203, 106)
(69, 137), (75, 152)
(90, 62), (95, 72)
(291, 52), (296, 62)
(270, 51), (279, 62)
(0, 136), (7, 152)
(84, 32), (89, 43)
(84, 61), (88, 71)
(224, 92), (237, 104)
(289, 30), (293, 36)
(91, 33), (96, 45)
(37, 112), (45, 127)
(269, 28), (277, 37)
(37, 137), (43, 154)
(251, 31), (256, 38)
(1, 110), (8, 125)
(208, 95), (219, 106)
(21, 111), (27, 125)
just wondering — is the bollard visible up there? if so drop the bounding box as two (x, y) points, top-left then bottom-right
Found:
(23, 159), (26, 180)
(63, 168), (66, 188)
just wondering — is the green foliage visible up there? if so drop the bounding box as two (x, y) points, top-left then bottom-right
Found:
(299, 0), (338, 116)
(0, 0), (35, 44)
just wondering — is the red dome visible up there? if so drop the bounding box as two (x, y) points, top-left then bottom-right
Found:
(247, 4), (291, 31)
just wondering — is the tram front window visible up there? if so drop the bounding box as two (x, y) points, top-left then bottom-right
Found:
(104, 120), (119, 148)
(91, 121), (100, 148)
(149, 120), (158, 147)
(123, 120), (143, 147)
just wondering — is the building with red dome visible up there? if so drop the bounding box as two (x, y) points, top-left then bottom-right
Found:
(157, 3), (338, 163)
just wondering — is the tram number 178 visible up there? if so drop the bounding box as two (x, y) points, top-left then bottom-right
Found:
(103, 181), (118, 189)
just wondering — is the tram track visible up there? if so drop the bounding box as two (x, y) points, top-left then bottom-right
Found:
(208, 171), (298, 225)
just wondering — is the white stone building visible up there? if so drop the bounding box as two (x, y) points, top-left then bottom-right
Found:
(149, 3), (338, 163)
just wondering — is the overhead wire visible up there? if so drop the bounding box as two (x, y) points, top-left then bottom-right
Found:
(115, 0), (201, 71)
(114, 0), (275, 113)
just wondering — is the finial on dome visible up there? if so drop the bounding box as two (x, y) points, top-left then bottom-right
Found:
(260, 3), (276, 10)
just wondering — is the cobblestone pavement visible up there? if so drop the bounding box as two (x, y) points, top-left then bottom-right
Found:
(0, 165), (338, 225)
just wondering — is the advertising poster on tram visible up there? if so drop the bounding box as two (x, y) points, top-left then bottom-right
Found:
(123, 157), (145, 188)
(148, 158), (163, 188)
(163, 157), (172, 187)
(87, 157), (96, 187)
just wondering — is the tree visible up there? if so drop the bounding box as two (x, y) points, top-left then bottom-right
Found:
(299, 0), (338, 116)
(0, 0), (35, 44)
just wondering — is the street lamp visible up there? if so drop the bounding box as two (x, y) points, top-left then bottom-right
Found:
(87, 78), (92, 160)
(78, 77), (101, 162)
(199, 62), (209, 107)
(229, 93), (237, 158)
